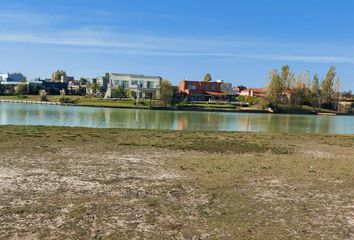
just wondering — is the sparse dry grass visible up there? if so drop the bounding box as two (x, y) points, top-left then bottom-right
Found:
(0, 126), (353, 239)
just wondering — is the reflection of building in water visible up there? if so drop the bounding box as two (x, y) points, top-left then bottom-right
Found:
(177, 112), (189, 130)
(239, 114), (251, 131)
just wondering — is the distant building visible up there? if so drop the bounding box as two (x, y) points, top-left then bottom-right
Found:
(239, 88), (266, 97)
(42, 81), (68, 95)
(220, 81), (237, 96)
(96, 74), (110, 90)
(234, 85), (247, 94)
(68, 80), (85, 95)
(179, 80), (235, 101)
(57, 75), (74, 83)
(0, 73), (26, 82)
(103, 73), (162, 99)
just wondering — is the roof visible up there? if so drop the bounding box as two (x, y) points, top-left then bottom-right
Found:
(108, 73), (162, 79)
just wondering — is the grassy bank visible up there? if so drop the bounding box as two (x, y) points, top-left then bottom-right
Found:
(0, 95), (159, 109)
(0, 126), (353, 239)
(1, 95), (347, 114)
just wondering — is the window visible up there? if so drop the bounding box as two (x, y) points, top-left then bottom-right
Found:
(113, 80), (120, 86)
(147, 81), (154, 88)
(131, 80), (138, 85)
(122, 81), (129, 88)
(188, 85), (196, 90)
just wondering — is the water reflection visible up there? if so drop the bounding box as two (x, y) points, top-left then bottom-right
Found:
(0, 103), (353, 134)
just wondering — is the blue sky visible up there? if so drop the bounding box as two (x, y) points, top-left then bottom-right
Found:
(0, 0), (354, 90)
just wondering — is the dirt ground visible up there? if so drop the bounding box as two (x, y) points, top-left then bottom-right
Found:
(0, 126), (353, 239)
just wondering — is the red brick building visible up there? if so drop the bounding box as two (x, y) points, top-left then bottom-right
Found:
(179, 80), (225, 101)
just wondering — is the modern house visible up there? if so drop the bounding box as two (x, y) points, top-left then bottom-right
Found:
(42, 81), (68, 94)
(239, 88), (266, 97)
(179, 80), (236, 101)
(103, 73), (162, 99)
(0, 73), (26, 82)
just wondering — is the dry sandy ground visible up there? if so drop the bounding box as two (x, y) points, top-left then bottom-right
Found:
(0, 145), (192, 239)
(0, 127), (353, 239)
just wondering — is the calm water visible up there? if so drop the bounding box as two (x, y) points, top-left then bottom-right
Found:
(0, 102), (353, 134)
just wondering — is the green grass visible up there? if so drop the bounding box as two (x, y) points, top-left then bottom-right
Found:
(0, 95), (164, 109)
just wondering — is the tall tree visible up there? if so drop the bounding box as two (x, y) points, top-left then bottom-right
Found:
(281, 65), (294, 89)
(311, 74), (320, 107)
(160, 79), (173, 108)
(333, 77), (340, 111)
(321, 66), (336, 105)
(52, 70), (67, 81)
(290, 73), (307, 106)
(204, 73), (212, 82)
(266, 69), (284, 103)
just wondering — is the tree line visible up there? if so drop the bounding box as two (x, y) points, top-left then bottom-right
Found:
(266, 65), (341, 110)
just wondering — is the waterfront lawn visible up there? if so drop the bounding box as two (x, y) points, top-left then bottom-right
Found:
(0, 95), (84, 102)
(0, 95), (161, 108)
(0, 126), (353, 239)
(74, 98), (157, 108)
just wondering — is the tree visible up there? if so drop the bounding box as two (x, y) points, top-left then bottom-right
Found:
(79, 77), (88, 86)
(91, 83), (100, 94)
(281, 65), (294, 89)
(204, 73), (212, 82)
(160, 79), (173, 108)
(266, 69), (284, 103)
(342, 90), (352, 99)
(321, 66), (336, 106)
(290, 73), (307, 106)
(15, 83), (28, 95)
(52, 70), (67, 81)
(311, 74), (320, 107)
(333, 77), (340, 111)
(112, 85), (124, 98)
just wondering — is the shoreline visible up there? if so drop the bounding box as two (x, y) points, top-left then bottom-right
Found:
(1, 98), (353, 116)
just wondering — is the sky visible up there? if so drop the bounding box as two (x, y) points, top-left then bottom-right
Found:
(0, 0), (354, 91)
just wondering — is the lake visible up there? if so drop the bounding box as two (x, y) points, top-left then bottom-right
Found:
(0, 102), (353, 134)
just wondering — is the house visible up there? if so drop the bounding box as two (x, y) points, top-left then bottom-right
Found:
(179, 80), (236, 101)
(42, 81), (68, 95)
(103, 73), (162, 99)
(0, 73), (26, 82)
(239, 88), (266, 97)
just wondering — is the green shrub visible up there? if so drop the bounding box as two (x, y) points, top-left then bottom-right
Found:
(59, 96), (78, 104)
(180, 97), (189, 105)
(16, 95), (28, 99)
(237, 96), (260, 106)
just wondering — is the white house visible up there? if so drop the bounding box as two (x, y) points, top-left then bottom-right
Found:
(0, 73), (26, 82)
(104, 73), (162, 99)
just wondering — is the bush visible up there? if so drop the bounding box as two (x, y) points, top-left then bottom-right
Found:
(39, 90), (48, 102)
(16, 95), (28, 99)
(59, 96), (78, 104)
(180, 97), (189, 105)
(237, 96), (260, 106)
(15, 83), (28, 95)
